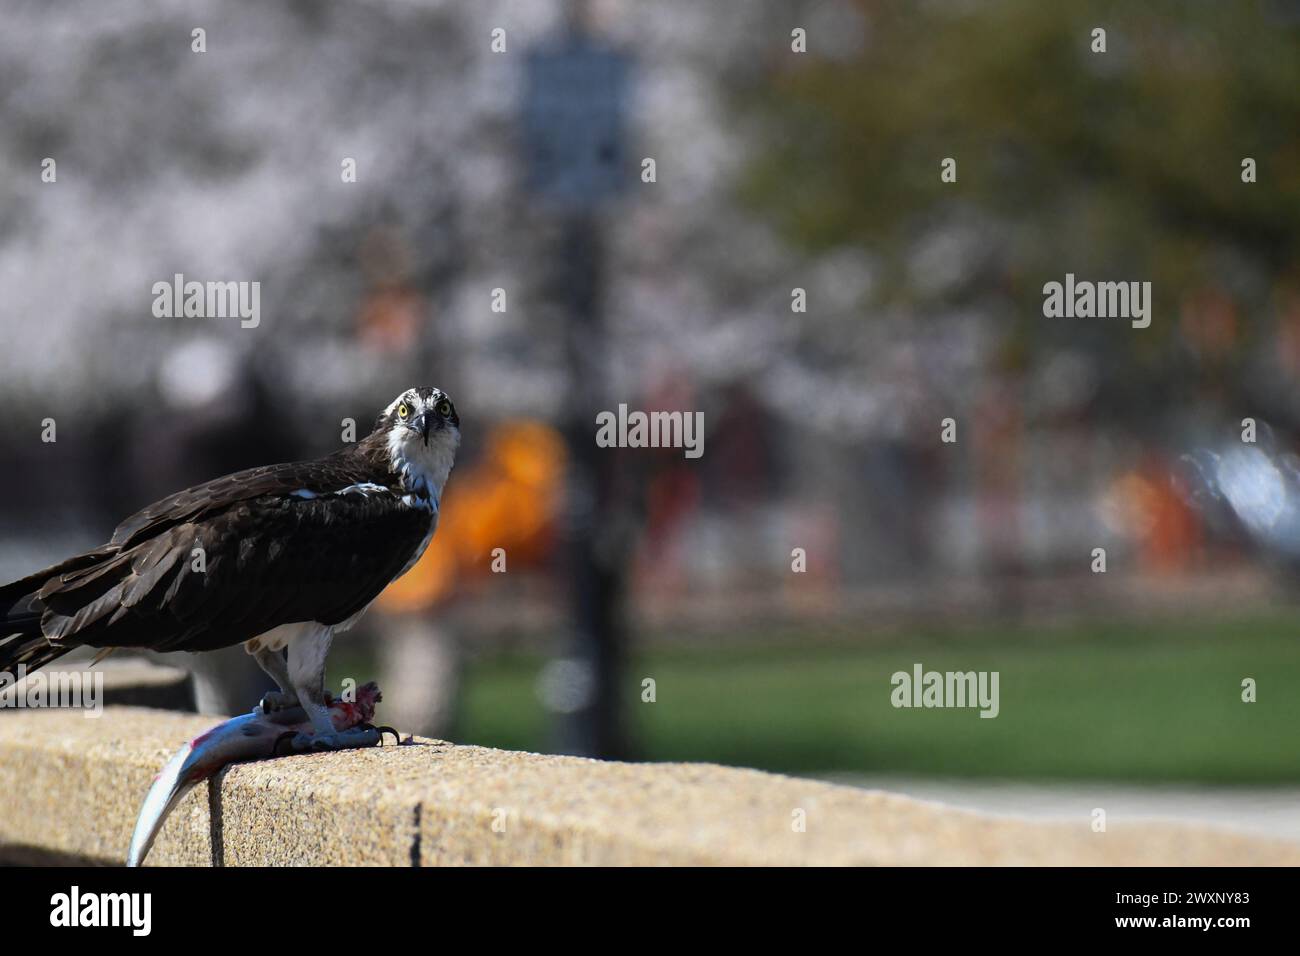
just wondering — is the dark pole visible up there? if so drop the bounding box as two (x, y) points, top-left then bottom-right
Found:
(557, 213), (629, 758)
(521, 14), (633, 758)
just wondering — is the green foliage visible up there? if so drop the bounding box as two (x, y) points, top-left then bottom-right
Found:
(739, 0), (1300, 371)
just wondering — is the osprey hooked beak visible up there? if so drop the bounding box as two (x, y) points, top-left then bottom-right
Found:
(414, 411), (432, 445)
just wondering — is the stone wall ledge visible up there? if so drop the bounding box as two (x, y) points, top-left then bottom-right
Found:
(0, 707), (1295, 866)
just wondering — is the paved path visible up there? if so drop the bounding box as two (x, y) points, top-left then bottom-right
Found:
(828, 775), (1300, 843)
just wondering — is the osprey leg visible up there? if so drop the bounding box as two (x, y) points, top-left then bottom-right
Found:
(249, 643), (297, 714)
(283, 622), (376, 751)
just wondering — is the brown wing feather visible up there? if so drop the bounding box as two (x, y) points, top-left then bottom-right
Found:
(40, 489), (433, 655)
(110, 453), (377, 549)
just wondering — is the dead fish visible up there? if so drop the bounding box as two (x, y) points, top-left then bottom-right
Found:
(127, 682), (392, 867)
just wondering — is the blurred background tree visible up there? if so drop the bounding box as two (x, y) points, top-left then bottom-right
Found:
(741, 0), (1300, 437)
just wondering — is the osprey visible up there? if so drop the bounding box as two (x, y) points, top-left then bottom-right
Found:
(0, 386), (459, 750)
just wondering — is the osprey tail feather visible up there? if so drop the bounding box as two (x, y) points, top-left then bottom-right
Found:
(0, 633), (72, 676)
(0, 548), (120, 676)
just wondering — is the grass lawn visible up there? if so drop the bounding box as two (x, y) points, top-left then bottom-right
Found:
(452, 612), (1300, 784)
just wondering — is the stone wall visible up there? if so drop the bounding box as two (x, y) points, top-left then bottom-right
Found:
(0, 707), (1294, 866)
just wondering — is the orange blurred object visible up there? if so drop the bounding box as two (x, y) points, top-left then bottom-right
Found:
(1101, 464), (1201, 573)
(377, 420), (566, 613)
(357, 288), (423, 352)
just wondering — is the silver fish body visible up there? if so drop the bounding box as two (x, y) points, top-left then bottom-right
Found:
(127, 684), (381, 867)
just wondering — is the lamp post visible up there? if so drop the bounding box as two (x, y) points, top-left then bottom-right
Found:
(522, 14), (632, 758)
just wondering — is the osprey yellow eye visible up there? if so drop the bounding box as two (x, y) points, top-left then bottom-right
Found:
(397, 403), (409, 419)
(436, 400), (452, 417)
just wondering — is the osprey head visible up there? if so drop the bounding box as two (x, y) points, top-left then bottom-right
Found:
(374, 386), (460, 498)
